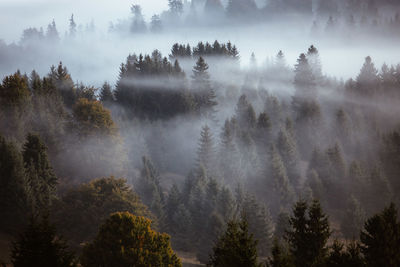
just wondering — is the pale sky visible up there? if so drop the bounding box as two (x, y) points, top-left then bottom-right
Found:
(0, 0), (169, 41)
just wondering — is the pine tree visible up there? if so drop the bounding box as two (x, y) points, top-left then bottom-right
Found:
(22, 133), (57, 214)
(11, 216), (77, 267)
(137, 156), (164, 220)
(0, 136), (29, 231)
(48, 62), (76, 108)
(356, 56), (379, 95)
(360, 203), (400, 267)
(307, 45), (323, 84)
(267, 239), (292, 267)
(286, 200), (331, 267)
(341, 196), (366, 239)
(46, 20), (60, 42)
(130, 5), (147, 33)
(241, 195), (274, 256)
(150, 15), (163, 33)
(293, 53), (316, 100)
(235, 94), (256, 129)
(192, 57), (218, 121)
(197, 212), (225, 263)
(307, 200), (331, 265)
(208, 218), (260, 267)
(267, 146), (294, 214)
(69, 14), (77, 38)
(99, 82), (114, 104)
(168, 0), (183, 16)
(0, 72), (31, 139)
(286, 200), (308, 267)
(196, 125), (216, 176)
(219, 119), (242, 184)
(277, 128), (300, 189)
(164, 184), (181, 232)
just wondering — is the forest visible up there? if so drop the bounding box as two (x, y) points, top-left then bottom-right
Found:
(1, 0), (400, 267)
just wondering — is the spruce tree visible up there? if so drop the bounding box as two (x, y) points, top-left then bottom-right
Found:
(241, 195), (274, 256)
(137, 156), (164, 220)
(267, 239), (292, 267)
(0, 136), (29, 231)
(99, 82), (114, 104)
(341, 196), (366, 239)
(48, 62), (76, 108)
(196, 125), (216, 176)
(11, 216), (77, 267)
(219, 119), (242, 183)
(208, 218), (260, 267)
(267, 146), (294, 214)
(356, 56), (379, 95)
(286, 200), (331, 267)
(360, 203), (400, 267)
(277, 128), (300, 189)
(306, 45), (323, 84)
(286, 200), (308, 267)
(130, 5), (147, 33)
(192, 57), (218, 121)
(69, 14), (77, 38)
(307, 200), (331, 265)
(22, 133), (57, 213)
(46, 20), (60, 42)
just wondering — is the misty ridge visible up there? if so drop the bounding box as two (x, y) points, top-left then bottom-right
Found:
(1, 0), (400, 267)
(1, 0), (400, 85)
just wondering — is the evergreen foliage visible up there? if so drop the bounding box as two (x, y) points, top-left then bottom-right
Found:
(208, 218), (260, 267)
(11, 216), (77, 267)
(81, 212), (181, 267)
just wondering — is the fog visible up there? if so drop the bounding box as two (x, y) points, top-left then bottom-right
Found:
(1, 0), (400, 86)
(1, 0), (400, 265)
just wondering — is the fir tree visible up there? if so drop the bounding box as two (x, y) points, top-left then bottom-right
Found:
(267, 146), (294, 214)
(208, 218), (260, 267)
(22, 133), (57, 213)
(307, 45), (323, 84)
(192, 57), (218, 121)
(360, 203), (400, 267)
(11, 216), (77, 267)
(130, 5), (147, 33)
(69, 14), (77, 38)
(267, 239), (292, 267)
(46, 20), (60, 42)
(150, 15), (163, 33)
(137, 156), (164, 220)
(168, 0), (183, 16)
(99, 82), (114, 105)
(196, 125), (216, 176)
(0, 136), (29, 231)
(356, 56), (379, 95)
(241, 195), (274, 256)
(293, 53), (316, 100)
(286, 200), (331, 267)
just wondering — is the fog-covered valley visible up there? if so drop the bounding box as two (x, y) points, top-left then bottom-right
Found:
(1, 0), (400, 266)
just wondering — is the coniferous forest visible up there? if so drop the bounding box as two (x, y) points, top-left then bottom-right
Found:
(1, 0), (400, 266)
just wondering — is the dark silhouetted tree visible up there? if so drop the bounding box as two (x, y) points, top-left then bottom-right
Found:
(360, 203), (400, 267)
(11, 216), (77, 267)
(208, 218), (260, 267)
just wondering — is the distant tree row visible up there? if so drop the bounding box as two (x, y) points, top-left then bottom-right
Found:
(169, 41), (239, 59)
